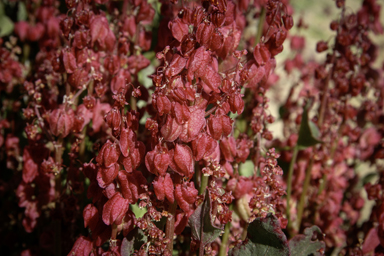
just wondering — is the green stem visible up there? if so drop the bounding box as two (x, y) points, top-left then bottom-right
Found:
(219, 204), (234, 256)
(255, 7), (266, 45)
(199, 174), (209, 196)
(286, 146), (299, 233)
(296, 158), (314, 231)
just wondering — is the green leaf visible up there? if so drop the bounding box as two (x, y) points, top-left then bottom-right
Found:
(130, 203), (147, 218)
(239, 160), (254, 177)
(289, 226), (325, 256)
(229, 214), (289, 256)
(189, 189), (224, 246)
(297, 103), (322, 149)
(17, 2), (27, 21)
(0, 2), (14, 37)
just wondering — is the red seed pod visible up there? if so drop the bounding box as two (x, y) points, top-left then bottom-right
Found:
(178, 8), (192, 24)
(213, 0), (228, 12)
(27, 23), (45, 42)
(83, 95), (96, 110)
(169, 18), (189, 42)
(104, 107), (121, 131)
(172, 102), (191, 125)
(161, 115), (182, 142)
(60, 17), (74, 37)
(153, 173), (174, 203)
(104, 55), (120, 75)
(283, 15), (294, 30)
(210, 30), (224, 52)
(220, 136), (237, 162)
(196, 20), (214, 48)
(49, 105), (75, 138)
(316, 41), (329, 53)
(73, 30), (88, 49)
(165, 54), (188, 78)
(119, 128), (137, 158)
(68, 68), (89, 89)
(208, 115), (233, 140)
(122, 16), (137, 38)
(330, 20), (339, 31)
(253, 43), (271, 66)
(14, 21), (29, 42)
(212, 11), (226, 27)
(83, 204), (99, 231)
(111, 70), (130, 95)
(175, 181), (198, 215)
(62, 49), (77, 74)
(228, 92), (244, 114)
(226, 177), (254, 199)
(169, 144), (194, 178)
(274, 28), (287, 47)
(224, 1), (236, 26)
(96, 163), (119, 188)
(191, 6), (205, 27)
(68, 236), (93, 256)
(96, 140), (120, 168)
(179, 107), (206, 143)
(120, 147), (141, 173)
(191, 133), (217, 161)
(102, 193), (129, 225)
(118, 171), (147, 203)
(156, 95), (171, 116)
(145, 145), (170, 176)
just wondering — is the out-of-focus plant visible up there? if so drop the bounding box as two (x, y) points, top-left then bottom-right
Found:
(0, 0), (383, 255)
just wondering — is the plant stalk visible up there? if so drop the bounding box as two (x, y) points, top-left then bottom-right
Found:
(199, 174), (209, 196)
(286, 145), (299, 232)
(165, 200), (177, 252)
(296, 158), (314, 230)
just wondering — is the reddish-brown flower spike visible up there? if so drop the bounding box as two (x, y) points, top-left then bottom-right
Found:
(156, 95), (171, 116)
(118, 171), (147, 203)
(208, 115), (233, 140)
(197, 20), (214, 48)
(49, 105), (75, 138)
(253, 43), (271, 66)
(119, 128), (136, 158)
(169, 18), (189, 42)
(96, 140), (120, 168)
(175, 181), (198, 215)
(191, 134), (217, 161)
(96, 163), (119, 188)
(145, 146), (170, 176)
(68, 236), (93, 256)
(161, 115), (182, 142)
(83, 204), (99, 231)
(170, 144), (194, 178)
(153, 173), (175, 203)
(220, 136), (237, 162)
(104, 107), (121, 131)
(102, 193), (129, 226)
